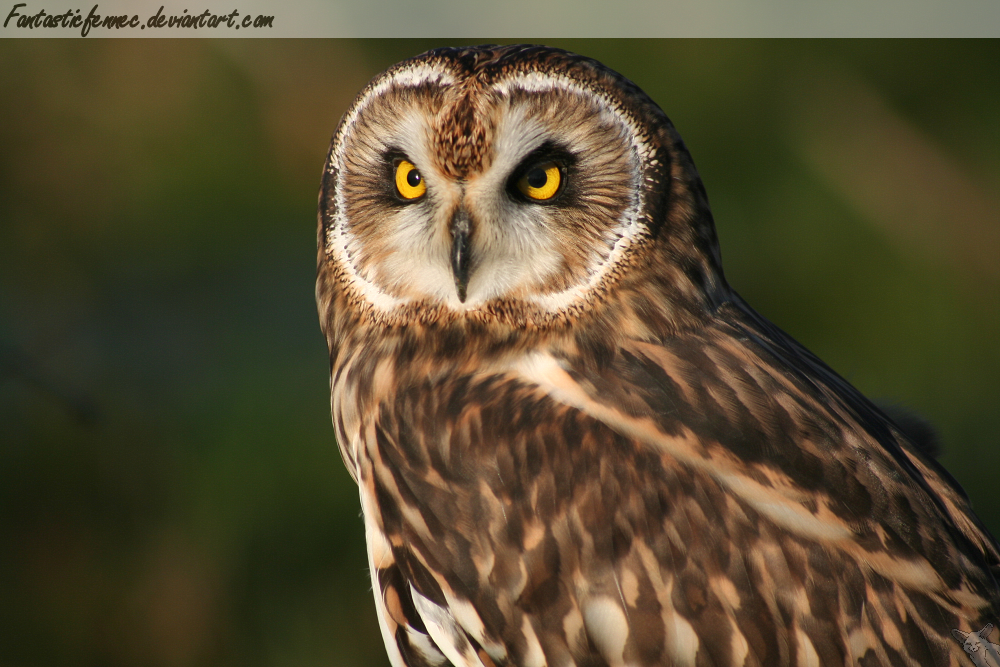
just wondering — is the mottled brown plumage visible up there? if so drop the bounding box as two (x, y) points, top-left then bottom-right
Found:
(317, 44), (1000, 666)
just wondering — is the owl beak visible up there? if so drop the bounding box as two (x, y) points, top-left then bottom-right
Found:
(450, 208), (471, 302)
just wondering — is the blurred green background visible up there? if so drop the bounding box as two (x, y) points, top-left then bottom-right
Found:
(0, 40), (997, 667)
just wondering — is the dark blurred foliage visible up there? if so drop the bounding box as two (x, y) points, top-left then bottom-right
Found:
(0, 40), (996, 667)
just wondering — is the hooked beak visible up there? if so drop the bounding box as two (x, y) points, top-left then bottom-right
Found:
(450, 208), (471, 302)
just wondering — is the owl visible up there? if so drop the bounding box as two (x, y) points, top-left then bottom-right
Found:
(316, 45), (1000, 667)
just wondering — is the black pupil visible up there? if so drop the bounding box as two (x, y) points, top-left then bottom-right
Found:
(406, 169), (421, 188)
(526, 167), (548, 189)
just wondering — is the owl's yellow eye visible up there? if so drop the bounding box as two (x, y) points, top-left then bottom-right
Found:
(394, 160), (426, 199)
(517, 162), (562, 201)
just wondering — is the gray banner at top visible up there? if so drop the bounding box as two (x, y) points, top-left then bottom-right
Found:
(2, 0), (999, 36)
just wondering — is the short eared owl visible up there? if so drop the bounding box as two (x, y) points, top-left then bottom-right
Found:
(316, 45), (1000, 666)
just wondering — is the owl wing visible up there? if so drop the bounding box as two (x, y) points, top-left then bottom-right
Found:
(363, 302), (1000, 667)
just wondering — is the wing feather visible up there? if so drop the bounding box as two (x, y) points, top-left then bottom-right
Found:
(353, 302), (999, 666)
(411, 585), (488, 667)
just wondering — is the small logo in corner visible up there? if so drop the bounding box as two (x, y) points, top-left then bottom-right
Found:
(953, 623), (1000, 667)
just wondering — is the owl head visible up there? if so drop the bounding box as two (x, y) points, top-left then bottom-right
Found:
(318, 45), (727, 335)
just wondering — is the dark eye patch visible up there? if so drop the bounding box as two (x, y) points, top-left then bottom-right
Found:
(507, 142), (577, 205)
(380, 148), (427, 205)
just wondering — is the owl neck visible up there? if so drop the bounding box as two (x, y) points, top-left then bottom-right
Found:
(322, 257), (729, 376)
